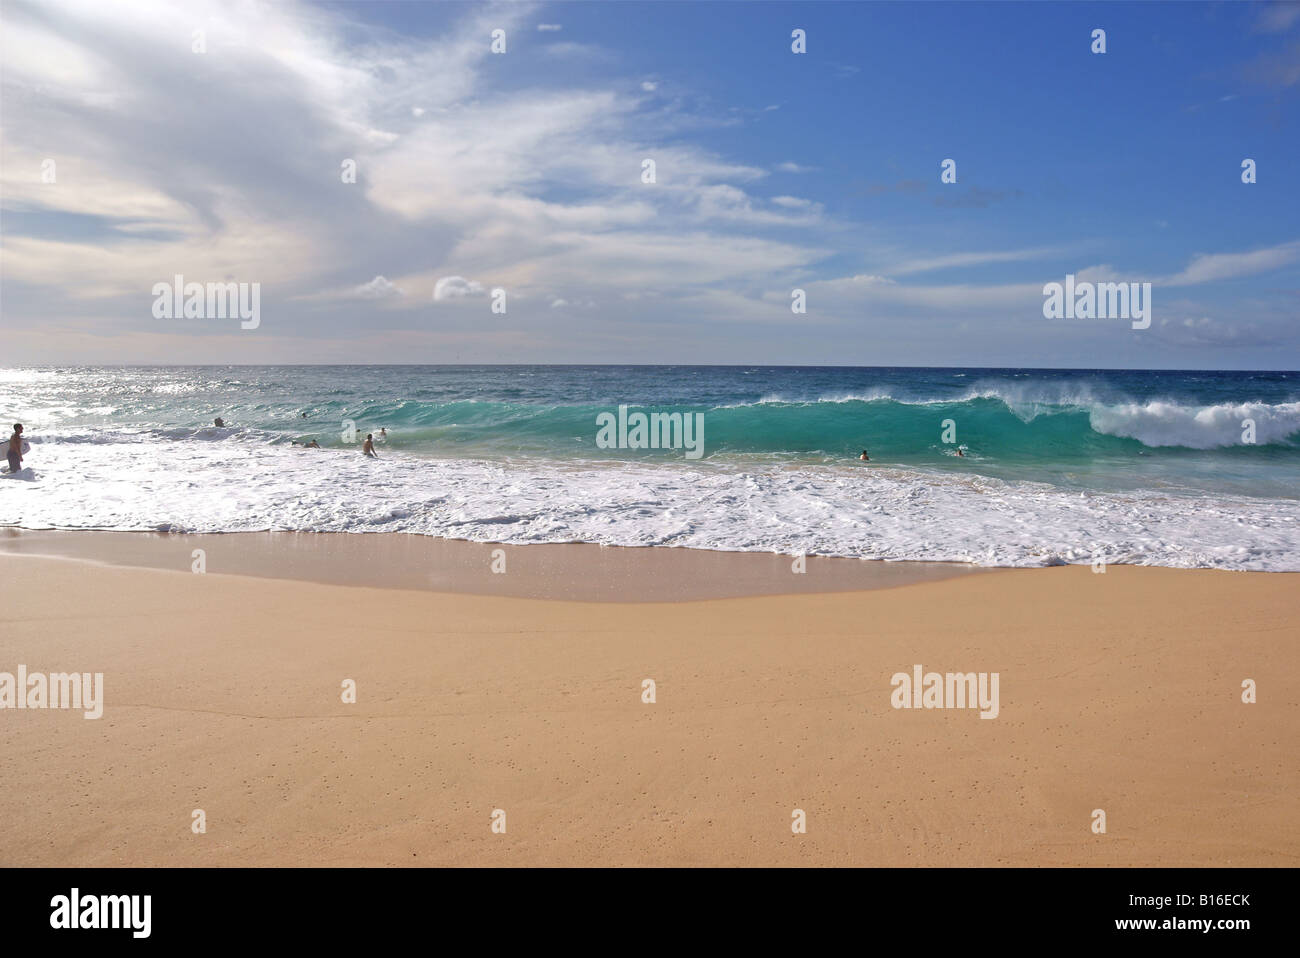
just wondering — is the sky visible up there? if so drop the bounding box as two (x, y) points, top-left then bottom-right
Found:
(1, 0), (1298, 368)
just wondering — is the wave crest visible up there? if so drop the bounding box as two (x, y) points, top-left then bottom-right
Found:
(1089, 400), (1300, 449)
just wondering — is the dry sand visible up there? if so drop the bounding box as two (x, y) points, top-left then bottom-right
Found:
(1, 540), (1296, 867)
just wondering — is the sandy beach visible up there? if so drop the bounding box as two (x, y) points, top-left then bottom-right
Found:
(1, 534), (1295, 867)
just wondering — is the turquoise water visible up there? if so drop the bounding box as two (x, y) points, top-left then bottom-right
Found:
(11, 365), (1298, 496)
(3, 365), (1298, 568)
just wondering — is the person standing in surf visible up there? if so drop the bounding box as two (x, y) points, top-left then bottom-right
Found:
(7, 424), (24, 474)
(362, 433), (378, 458)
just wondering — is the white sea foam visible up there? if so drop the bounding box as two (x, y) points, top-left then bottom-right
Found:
(2, 432), (1297, 570)
(1089, 400), (1300, 449)
(743, 388), (898, 406)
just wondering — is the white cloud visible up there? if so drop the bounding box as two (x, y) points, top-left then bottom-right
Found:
(1154, 316), (1281, 347)
(800, 273), (1043, 313)
(354, 275), (403, 299)
(887, 247), (1065, 277)
(540, 41), (604, 60)
(1073, 264), (1123, 284)
(1, 0), (829, 334)
(640, 80), (658, 92)
(433, 276), (486, 300)
(775, 161), (815, 173)
(537, 24), (562, 32)
(1159, 240), (1300, 286)
(686, 185), (823, 226)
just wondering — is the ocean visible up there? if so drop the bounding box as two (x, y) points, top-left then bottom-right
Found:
(2, 365), (1298, 569)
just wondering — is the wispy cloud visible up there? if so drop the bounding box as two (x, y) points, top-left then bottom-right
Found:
(887, 247), (1067, 277)
(1159, 240), (1300, 286)
(1152, 315), (1281, 348)
(1253, 2), (1300, 35)
(932, 186), (1024, 210)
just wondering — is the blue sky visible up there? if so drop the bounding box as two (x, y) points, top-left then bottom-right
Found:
(1, 0), (1297, 367)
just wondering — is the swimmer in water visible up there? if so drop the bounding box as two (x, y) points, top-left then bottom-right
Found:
(214, 417), (225, 428)
(859, 449), (870, 461)
(955, 447), (965, 457)
(362, 433), (378, 458)
(305, 439), (320, 449)
(379, 428), (387, 438)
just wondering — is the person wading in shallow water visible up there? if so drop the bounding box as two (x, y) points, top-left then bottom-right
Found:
(859, 449), (870, 461)
(362, 433), (378, 458)
(7, 424), (24, 473)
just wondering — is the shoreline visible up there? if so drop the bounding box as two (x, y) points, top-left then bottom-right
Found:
(0, 527), (997, 602)
(2, 526), (1291, 603)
